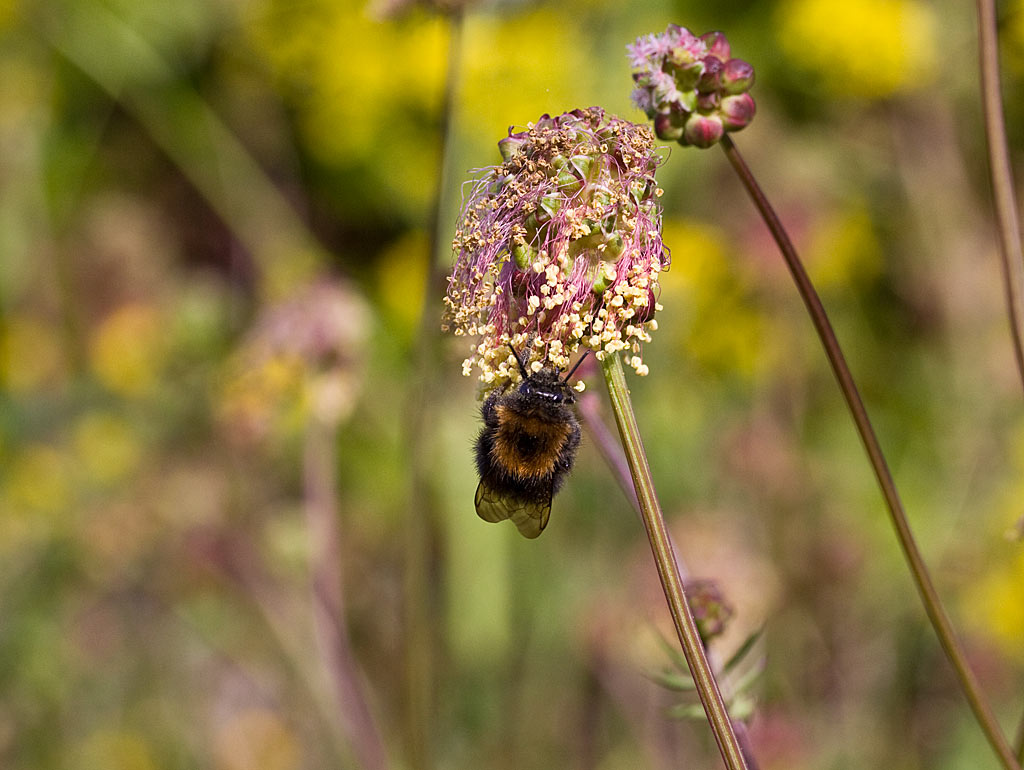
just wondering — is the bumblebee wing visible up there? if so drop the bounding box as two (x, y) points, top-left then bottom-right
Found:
(474, 480), (552, 539)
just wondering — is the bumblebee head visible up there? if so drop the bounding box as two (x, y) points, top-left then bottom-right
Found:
(508, 344), (588, 405)
(518, 370), (574, 405)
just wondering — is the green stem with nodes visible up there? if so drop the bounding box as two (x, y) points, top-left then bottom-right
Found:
(977, 0), (1024, 394)
(601, 352), (749, 770)
(720, 134), (1020, 770)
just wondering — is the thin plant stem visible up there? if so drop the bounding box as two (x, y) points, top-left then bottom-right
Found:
(977, 0), (1024, 393)
(720, 134), (1020, 770)
(402, 10), (464, 770)
(600, 351), (750, 770)
(305, 420), (390, 770)
(978, 0), (1024, 754)
(582, 386), (761, 769)
(1016, 709), (1024, 764)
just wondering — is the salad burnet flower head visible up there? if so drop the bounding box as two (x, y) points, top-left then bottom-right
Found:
(443, 107), (669, 392)
(628, 25), (756, 149)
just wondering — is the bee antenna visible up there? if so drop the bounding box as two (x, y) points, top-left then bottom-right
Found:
(508, 343), (530, 379)
(562, 350), (591, 383)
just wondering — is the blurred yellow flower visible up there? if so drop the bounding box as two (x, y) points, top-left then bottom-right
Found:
(661, 218), (730, 296)
(0, 315), (67, 393)
(246, 0), (447, 215)
(0, 0), (19, 31)
(4, 443), (71, 515)
(459, 10), (592, 142)
(684, 295), (767, 380)
(375, 229), (428, 334)
(213, 709), (299, 770)
(76, 729), (157, 770)
(965, 550), (1024, 661)
(1009, 414), (1024, 469)
(0, 49), (48, 134)
(805, 203), (883, 290)
(247, 2), (593, 216)
(219, 355), (307, 443)
(89, 304), (166, 397)
(776, 0), (938, 98)
(963, 417), (1024, 658)
(73, 412), (142, 485)
(1008, 0), (1024, 74)
(662, 218), (772, 378)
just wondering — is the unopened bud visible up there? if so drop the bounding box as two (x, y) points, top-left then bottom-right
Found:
(697, 56), (723, 92)
(498, 134), (526, 161)
(686, 579), (734, 643)
(696, 91), (720, 113)
(654, 111), (685, 141)
(683, 113), (724, 148)
(700, 31), (731, 61)
(721, 59), (755, 94)
(720, 93), (756, 131)
(629, 26), (757, 148)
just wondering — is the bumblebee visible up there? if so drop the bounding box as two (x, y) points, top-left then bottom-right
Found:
(474, 348), (587, 538)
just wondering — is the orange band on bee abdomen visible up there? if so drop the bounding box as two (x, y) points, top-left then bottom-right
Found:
(491, 405), (572, 479)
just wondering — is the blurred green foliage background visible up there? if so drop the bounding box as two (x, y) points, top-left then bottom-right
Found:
(1, 0), (1024, 768)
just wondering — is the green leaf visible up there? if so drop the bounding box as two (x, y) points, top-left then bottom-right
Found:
(730, 658), (766, 697)
(729, 694), (756, 721)
(653, 628), (688, 671)
(666, 703), (709, 721)
(722, 627), (764, 674)
(648, 669), (696, 692)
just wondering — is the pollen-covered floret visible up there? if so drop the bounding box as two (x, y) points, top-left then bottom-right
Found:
(442, 107), (669, 391)
(628, 25), (756, 149)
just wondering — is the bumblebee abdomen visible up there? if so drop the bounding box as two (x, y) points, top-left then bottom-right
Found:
(492, 406), (572, 479)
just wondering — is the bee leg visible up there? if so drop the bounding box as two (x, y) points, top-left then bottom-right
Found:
(480, 391), (500, 429)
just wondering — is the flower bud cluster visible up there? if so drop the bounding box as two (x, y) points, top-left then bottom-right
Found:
(686, 579), (734, 643)
(628, 25), (756, 149)
(443, 107), (668, 391)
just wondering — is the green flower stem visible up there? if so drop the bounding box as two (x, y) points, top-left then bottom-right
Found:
(579, 393), (763, 769)
(977, 0), (1024, 393)
(601, 352), (750, 770)
(720, 134), (1021, 770)
(403, 10), (465, 770)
